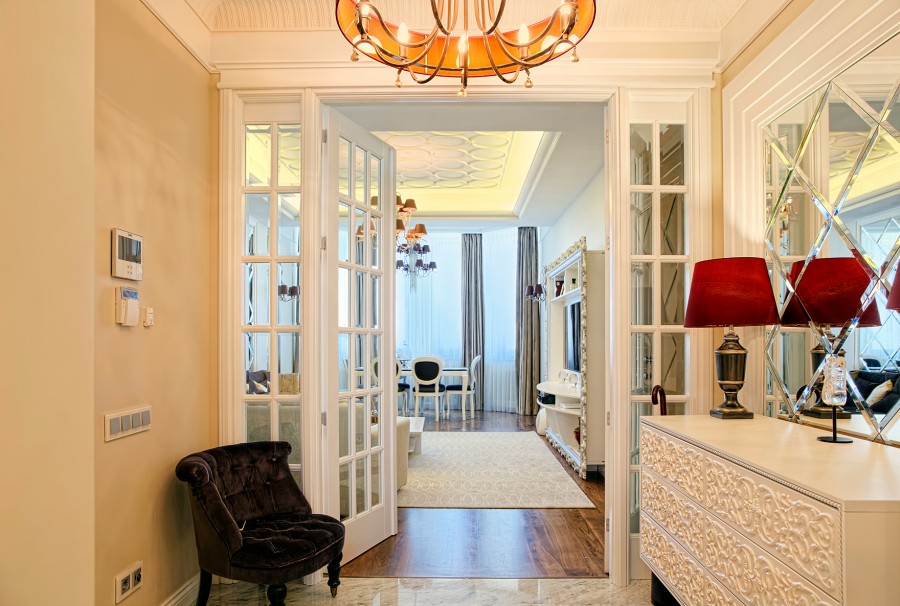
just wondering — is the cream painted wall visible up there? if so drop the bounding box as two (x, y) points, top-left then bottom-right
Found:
(538, 169), (607, 380)
(0, 1), (96, 604)
(539, 168), (607, 266)
(94, 1), (216, 605)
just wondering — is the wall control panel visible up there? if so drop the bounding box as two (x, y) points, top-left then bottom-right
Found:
(116, 287), (140, 326)
(112, 228), (143, 281)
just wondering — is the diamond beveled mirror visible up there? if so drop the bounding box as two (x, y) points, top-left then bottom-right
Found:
(763, 32), (900, 444)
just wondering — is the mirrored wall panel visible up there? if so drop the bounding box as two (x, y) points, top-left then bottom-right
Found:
(763, 33), (900, 444)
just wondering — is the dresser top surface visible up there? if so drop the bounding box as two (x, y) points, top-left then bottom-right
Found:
(642, 415), (900, 511)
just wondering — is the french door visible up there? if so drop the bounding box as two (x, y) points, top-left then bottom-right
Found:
(323, 108), (397, 561)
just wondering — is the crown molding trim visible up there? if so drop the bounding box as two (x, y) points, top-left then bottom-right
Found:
(140, 0), (214, 71)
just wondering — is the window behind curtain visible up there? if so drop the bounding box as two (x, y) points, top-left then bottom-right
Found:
(396, 233), (463, 365)
(482, 229), (518, 412)
(395, 229), (518, 412)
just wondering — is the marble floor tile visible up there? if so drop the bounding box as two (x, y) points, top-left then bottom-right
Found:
(208, 577), (651, 606)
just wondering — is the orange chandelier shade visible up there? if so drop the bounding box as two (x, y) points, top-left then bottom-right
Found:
(336, 0), (596, 95)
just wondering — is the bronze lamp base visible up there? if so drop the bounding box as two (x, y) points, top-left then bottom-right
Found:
(710, 328), (754, 419)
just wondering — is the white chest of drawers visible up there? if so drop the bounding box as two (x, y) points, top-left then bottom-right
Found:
(640, 415), (900, 606)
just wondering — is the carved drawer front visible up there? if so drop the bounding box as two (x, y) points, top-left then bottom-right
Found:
(701, 452), (842, 601)
(640, 426), (705, 503)
(641, 469), (707, 562)
(641, 514), (740, 606)
(703, 510), (838, 606)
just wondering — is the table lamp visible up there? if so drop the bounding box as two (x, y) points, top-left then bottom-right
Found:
(684, 257), (779, 419)
(780, 257), (881, 419)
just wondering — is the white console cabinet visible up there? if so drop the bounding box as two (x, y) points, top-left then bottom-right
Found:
(640, 415), (900, 606)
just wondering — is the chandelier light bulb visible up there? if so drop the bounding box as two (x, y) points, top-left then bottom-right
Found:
(457, 32), (469, 69)
(559, 1), (574, 31)
(398, 22), (409, 44)
(518, 24), (529, 45)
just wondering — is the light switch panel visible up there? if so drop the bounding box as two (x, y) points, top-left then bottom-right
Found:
(104, 405), (152, 442)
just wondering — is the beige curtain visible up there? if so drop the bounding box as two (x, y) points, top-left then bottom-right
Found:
(461, 234), (484, 410)
(515, 227), (540, 416)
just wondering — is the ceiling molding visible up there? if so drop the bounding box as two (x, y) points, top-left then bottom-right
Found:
(187, 0), (750, 32)
(140, 0), (214, 71)
(513, 131), (562, 218)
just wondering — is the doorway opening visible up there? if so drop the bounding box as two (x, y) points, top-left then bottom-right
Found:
(329, 99), (610, 579)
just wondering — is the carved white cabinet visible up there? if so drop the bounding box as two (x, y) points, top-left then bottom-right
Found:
(539, 239), (606, 478)
(640, 415), (900, 606)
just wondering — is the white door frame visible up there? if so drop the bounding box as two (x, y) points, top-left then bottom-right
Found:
(219, 83), (715, 586)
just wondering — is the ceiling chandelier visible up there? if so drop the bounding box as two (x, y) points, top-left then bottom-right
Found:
(395, 195), (437, 277)
(336, 0), (596, 96)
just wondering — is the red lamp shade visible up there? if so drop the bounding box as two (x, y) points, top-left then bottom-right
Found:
(780, 258), (881, 327)
(888, 278), (900, 311)
(684, 257), (779, 328)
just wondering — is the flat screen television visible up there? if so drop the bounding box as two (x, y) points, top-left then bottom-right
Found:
(565, 300), (582, 372)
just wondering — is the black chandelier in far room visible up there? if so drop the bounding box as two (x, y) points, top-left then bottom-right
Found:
(395, 195), (437, 277)
(335, 0), (597, 97)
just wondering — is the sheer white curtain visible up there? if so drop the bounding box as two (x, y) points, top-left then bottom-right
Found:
(396, 233), (463, 366)
(482, 229), (518, 412)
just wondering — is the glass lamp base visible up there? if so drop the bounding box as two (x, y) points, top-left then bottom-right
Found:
(817, 435), (852, 443)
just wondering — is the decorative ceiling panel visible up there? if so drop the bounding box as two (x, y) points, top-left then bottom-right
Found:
(186, 0), (749, 32)
(376, 131), (513, 190)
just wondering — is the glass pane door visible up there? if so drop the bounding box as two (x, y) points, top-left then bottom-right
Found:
(242, 121), (303, 487)
(325, 108), (395, 562)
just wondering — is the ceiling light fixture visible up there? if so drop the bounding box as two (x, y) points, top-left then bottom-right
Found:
(394, 195), (437, 277)
(336, 0), (596, 97)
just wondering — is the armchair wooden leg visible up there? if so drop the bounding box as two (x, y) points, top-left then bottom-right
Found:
(266, 584), (287, 606)
(327, 552), (342, 597)
(196, 570), (212, 606)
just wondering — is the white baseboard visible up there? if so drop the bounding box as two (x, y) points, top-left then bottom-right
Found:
(161, 573), (199, 606)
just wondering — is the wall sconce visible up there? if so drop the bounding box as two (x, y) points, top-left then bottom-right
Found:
(524, 284), (545, 301)
(278, 284), (300, 301)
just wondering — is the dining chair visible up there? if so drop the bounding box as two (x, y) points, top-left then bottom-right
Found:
(396, 359), (411, 415)
(446, 354), (481, 421)
(412, 356), (446, 420)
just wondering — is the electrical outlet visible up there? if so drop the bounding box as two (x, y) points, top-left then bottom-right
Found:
(115, 560), (143, 603)
(115, 570), (131, 603)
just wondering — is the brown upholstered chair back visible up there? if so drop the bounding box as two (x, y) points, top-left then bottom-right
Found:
(175, 441), (310, 562)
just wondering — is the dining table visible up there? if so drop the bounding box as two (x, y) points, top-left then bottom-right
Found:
(399, 364), (470, 420)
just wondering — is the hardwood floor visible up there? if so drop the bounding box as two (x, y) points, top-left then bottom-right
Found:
(341, 410), (607, 578)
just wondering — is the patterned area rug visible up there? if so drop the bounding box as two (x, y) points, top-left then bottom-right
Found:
(398, 431), (594, 508)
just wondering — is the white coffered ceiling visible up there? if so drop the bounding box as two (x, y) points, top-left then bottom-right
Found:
(185, 0), (749, 32)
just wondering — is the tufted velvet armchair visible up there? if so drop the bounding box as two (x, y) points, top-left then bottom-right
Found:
(175, 441), (345, 606)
